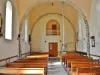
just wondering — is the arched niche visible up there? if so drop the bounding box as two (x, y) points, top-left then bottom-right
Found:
(46, 19), (60, 35)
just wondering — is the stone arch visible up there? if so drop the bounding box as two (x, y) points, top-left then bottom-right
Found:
(19, 0), (90, 56)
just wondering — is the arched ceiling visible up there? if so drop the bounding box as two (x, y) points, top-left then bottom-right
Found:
(28, 2), (78, 32)
(16, 0), (91, 22)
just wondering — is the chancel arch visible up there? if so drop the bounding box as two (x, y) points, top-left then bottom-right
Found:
(31, 14), (75, 55)
(19, 0), (90, 57)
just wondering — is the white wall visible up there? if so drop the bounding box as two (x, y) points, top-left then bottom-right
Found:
(77, 13), (88, 53)
(89, 0), (100, 57)
(0, 0), (30, 65)
(0, 0), (19, 60)
(31, 14), (75, 55)
(20, 16), (30, 54)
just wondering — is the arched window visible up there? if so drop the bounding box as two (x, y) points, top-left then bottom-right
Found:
(24, 18), (28, 42)
(5, 1), (12, 40)
(46, 20), (60, 35)
(96, 0), (100, 38)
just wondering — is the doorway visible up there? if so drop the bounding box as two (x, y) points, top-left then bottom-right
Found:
(49, 42), (58, 57)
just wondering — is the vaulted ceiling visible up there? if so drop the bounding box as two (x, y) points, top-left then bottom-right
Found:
(16, 0), (91, 22)
(28, 2), (78, 32)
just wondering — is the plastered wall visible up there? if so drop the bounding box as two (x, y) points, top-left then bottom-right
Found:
(0, 0), (19, 59)
(70, 0), (91, 20)
(31, 14), (75, 54)
(20, 17), (30, 54)
(0, 0), (30, 62)
(89, 0), (100, 57)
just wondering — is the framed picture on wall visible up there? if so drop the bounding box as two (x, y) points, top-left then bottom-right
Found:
(91, 36), (95, 47)
(0, 13), (3, 36)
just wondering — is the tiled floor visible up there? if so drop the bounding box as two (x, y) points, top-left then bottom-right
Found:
(47, 57), (67, 75)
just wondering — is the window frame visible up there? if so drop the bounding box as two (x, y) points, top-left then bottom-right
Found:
(5, 1), (13, 40)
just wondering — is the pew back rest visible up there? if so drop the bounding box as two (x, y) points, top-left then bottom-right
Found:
(0, 68), (45, 75)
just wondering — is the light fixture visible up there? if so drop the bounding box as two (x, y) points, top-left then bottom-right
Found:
(0, 13), (3, 37)
(17, 34), (20, 40)
(44, 40), (47, 43)
(52, 3), (54, 6)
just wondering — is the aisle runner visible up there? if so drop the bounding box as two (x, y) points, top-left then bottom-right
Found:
(47, 57), (67, 75)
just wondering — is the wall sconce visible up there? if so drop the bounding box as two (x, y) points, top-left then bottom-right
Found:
(91, 36), (95, 47)
(0, 13), (3, 37)
(52, 3), (54, 6)
(44, 40), (47, 43)
(28, 34), (31, 42)
(17, 34), (20, 40)
(60, 40), (62, 43)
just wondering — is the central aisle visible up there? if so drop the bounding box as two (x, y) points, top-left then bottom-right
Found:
(47, 57), (67, 75)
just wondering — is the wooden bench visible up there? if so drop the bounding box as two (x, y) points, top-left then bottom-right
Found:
(6, 62), (47, 75)
(66, 59), (94, 73)
(65, 55), (98, 69)
(0, 53), (49, 75)
(60, 52), (87, 65)
(23, 57), (48, 60)
(26, 54), (49, 58)
(64, 55), (89, 67)
(14, 59), (47, 62)
(6, 61), (47, 68)
(12, 59), (48, 75)
(63, 52), (100, 75)
(0, 68), (45, 75)
(31, 52), (49, 55)
(66, 59), (93, 68)
(61, 53), (100, 75)
(7, 63), (47, 67)
(71, 62), (100, 75)
(60, 52), (100, 75)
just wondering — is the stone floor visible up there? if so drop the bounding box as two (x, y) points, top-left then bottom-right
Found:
(47, 57), (67, 75)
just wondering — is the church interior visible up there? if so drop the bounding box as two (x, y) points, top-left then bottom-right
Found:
(0, 0), (100, 75)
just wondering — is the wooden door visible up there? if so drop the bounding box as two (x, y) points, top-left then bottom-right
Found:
(52, 24), (57, 35)
(49, 42), (58, 57)
(52, 24), (57, 30)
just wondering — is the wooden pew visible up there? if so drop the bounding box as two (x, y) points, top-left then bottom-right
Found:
(7, 63), (47, 67)
(66, 59), (93, 67)
(66, 59), (94, 73)
(23, 57), (48, 61)
(65, 55), (98, 70)
(7, 61), (47, 69)
(78, 68), (100, 75)
(64, 55), (89, 67)
(71, 62), (100, 75)
(26, 54), (49, 59)
(0, 53), (49, 75)
(72, 62), (100, 68)
(66, 58), (95, 65)
(60, 52), (87, 65)
(0, 68), (45, 75)
(64, 52), (99, 75)
(31, 52), (49, 55)
(11, 59), (48, 75)
(14, 59), (47, 63)
(60, 52), (100, 75)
